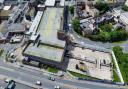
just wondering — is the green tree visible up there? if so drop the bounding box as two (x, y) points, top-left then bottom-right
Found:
(98, 31), (110, 42)
(100, 23), (113, 32)
(122, 5), (128, 11)
(110, 30), (128, 42)
(72, 19), (80, 33)
(69, 6), (74, 15)
(95, 1), (109, 14)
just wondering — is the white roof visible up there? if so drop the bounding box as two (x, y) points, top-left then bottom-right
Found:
(0, 0), (4, 3)
(60, 0), (65, 6)
(3, 5), (11, 10)
(38, 4), (45, 7)
(120, 12), (128, 25)
(125, 0), (128, 6)
(45, 0), (55, 6)
(80, 19), (88, 23)
(30, 34), (38, 41)
(113, 9), (121, 17)
(26, 11), (43, 35)
(89, 24), (95, 30)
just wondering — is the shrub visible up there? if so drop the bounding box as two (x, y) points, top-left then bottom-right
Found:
(72, 19), (81, 34)
(122, 5), (128, 11)
(94, 1), (109, 14)
(113, 46), (128, 82)
(69, 6), (74, 15)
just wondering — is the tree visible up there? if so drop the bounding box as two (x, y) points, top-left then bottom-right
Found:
(98, 31), (110, 42)
(122, 5), (128, 11)
(72, 19), (80, 33)
(110, 31), (119, 42)
(94, 1), (109, 14)
(69, 6), (74, 15)
(100, 23), (113, 32)
(110, 30), (128, 42)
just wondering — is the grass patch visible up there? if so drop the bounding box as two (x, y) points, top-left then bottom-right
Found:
(113, 70), (120, 82)
(47, 67), (59, 73)
(112, 58), (121, 82)
(0, 49), (3, 57)
(68, 71), (99, 80)
(113, 46), (128, 83)
(69, 71), (87, 78)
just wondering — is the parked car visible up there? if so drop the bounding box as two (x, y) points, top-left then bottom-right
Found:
(36, 80), (42, 86)
(4, 78), (12, 83)
(5, 80), (16, 89)
(48, 76), (55, 81)
(54, 85), (61, 89)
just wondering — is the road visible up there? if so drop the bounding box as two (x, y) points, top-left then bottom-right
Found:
(67, 5), (128, 53)
(0, 79), (34, 89)
(71, 30), (128, 52)
(0, 60), (124, 89)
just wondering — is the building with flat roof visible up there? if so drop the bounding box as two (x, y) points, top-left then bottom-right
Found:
(37, 8), (65, 48)
(0, 21), (25, 42)
(45, 0), (65, 7)
(23, 7), (66, 69)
